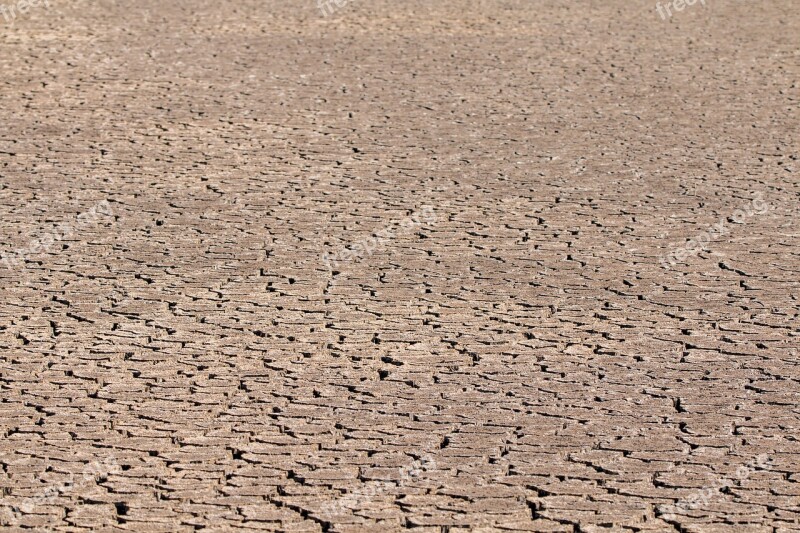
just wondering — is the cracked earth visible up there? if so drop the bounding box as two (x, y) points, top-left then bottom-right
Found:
(0, 0), (799, 531)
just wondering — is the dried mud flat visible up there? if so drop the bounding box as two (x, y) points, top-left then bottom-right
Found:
(0, 0), (798, 531)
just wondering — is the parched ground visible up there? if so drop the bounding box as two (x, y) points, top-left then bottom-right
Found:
(0, 0), (798, 531)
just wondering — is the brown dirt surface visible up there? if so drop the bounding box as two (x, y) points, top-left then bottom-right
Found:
(0, 0), (798, 531)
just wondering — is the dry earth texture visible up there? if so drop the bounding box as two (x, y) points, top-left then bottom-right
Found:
(0, 0), (798, 531)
